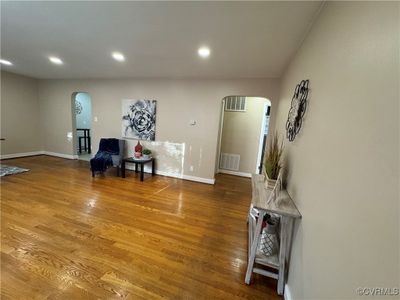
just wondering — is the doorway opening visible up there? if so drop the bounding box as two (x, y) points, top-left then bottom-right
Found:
(72, 92), (92, 161)
(215, 96), (271, 177)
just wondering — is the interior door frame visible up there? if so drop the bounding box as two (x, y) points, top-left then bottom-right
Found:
(71, 92), (92, 159)
(255, 102), (270, 173)
(215, 96), (271, 177)
(215, 99), (225, 174)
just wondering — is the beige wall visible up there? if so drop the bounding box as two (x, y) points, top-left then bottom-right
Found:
(1, 72), (42, 155)
(220, 97), (269, 174)
(274, 2), (399, 299)
(38, 78), (280, 181)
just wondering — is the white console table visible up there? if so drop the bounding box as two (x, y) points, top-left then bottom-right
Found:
(245, 174), (301, 295)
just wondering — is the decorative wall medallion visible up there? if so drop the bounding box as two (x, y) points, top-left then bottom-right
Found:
(75, 101), (83, 115)
(286, 80), (309, 142)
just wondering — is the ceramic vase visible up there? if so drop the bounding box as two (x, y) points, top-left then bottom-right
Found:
(259, 216), (280, 256)
(135, 141), (143, 153)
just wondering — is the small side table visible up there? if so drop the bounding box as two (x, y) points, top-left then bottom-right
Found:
(121, 157), (155, 181)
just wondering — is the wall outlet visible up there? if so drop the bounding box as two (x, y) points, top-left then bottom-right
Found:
(94, 116), (98, 122)
(190, 165), (194, 172)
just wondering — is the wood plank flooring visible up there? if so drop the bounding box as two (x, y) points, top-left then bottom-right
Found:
(1, 155), (281, 299)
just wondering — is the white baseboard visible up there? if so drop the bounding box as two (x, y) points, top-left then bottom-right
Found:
(0, 151), (44, 160)
(284, 284), (293, 300)
(42, 151), (77, 160)
(0, 150), (78, 160)
(182, 174), (215, 185)
(1, 151), (215, 184)
(218, 169), (251, 178)
(125, 164), (215, 185)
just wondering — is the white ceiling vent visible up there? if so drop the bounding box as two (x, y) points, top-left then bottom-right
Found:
(224, 96), (246, 112)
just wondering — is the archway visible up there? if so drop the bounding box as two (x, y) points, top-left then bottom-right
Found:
(215, 96), (271, 177)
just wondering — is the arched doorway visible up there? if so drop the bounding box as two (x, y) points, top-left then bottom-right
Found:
(71, 92), (92, 161)
(216, 96), (271, 177)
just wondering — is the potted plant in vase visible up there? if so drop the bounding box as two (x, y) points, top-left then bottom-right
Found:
(264, 132), (284, 190)
(142, 149), (152, 159)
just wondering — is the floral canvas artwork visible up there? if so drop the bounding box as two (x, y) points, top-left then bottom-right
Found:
(122, 99), (157, 140)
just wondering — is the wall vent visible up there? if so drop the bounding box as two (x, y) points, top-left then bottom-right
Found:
(224, 96), (246, 112)
(219, 153), (240, 171)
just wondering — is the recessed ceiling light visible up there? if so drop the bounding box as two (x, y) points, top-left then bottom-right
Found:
(112, 52), (125, 62)
(49, 56), (63, 65)
(0, 59), (13, 66)
(198, 47), (210, 58)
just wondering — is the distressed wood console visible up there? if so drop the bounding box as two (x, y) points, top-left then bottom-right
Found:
(245, 174), (301, 295)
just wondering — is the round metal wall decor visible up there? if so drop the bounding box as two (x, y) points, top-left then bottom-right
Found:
(286, 79), (309, 142)
(75, 101), (83, 115)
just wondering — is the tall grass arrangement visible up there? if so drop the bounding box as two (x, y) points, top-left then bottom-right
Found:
(265, 132), (284, 180)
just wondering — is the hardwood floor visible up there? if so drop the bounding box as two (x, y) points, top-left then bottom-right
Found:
(1, 155), (281, 299)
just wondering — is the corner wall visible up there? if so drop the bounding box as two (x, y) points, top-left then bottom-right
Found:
(0, 71), (42, 156)
(274, 2), (399, 299)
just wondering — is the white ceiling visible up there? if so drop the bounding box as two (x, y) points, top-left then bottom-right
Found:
(1, 1), (322, 79)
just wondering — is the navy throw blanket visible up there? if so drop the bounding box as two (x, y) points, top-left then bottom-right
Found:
(90, 138), (120, 173)
(99, 138), (120, 153)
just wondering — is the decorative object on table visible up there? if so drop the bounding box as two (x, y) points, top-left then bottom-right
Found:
(0, 165), (30, 177)
(90, 138), (125, 177)
(259, 214), (280, 256)
(142, 149), (152, 159)
(122, 99), (157, 141)
(134, 141), (143, 158)
(286, 79), (309, 142)
(264, 132), (284, 190)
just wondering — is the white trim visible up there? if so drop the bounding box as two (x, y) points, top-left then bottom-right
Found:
(215, 99), (225, 174)
(218, 169), (251, 178)
(0, 152), (215, 184)
(284, 284), (293, 300)
(124, 164), (215, 185)
(0, 151), (44, 160)
(255, 103), (270, 173)
(155, 169), (182, 179)
(43, 151), (77, 160)
(182, 174), (215, 185)
(0, 151), (78, 160)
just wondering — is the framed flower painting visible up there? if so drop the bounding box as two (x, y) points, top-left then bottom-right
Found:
(122, 99), (157, 141)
